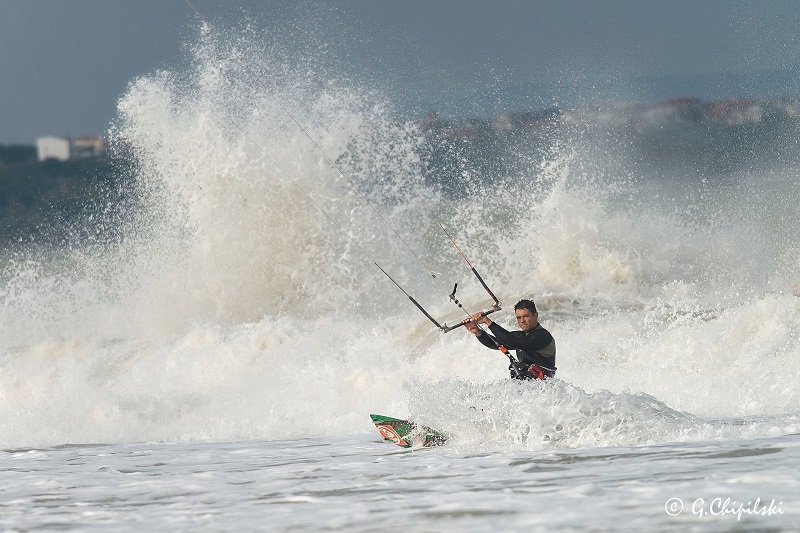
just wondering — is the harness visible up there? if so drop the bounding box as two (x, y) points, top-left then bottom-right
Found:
(499, 344), (551, 380)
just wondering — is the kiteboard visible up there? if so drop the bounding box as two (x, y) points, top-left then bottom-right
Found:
(369, 414), (447, 448)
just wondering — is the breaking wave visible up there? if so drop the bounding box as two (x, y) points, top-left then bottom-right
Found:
(1, 15), (799, 449)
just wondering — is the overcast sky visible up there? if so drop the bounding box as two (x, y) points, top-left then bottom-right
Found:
(2, 0), (800, 144)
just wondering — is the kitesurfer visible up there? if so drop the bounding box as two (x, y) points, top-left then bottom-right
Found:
(464, 299), (556, 380)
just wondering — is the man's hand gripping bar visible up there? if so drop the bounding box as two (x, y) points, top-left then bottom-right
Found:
(441, 306), (501, 333)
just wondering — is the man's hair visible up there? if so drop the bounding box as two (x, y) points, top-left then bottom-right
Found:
(514, 299), (537, 314)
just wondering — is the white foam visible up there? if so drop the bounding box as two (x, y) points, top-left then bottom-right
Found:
(2, 21), (799, 449)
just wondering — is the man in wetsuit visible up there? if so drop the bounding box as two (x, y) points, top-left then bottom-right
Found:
(464, 299), (556, 380)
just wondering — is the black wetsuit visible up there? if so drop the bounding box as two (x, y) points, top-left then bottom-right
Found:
(476, 322), (557, 380)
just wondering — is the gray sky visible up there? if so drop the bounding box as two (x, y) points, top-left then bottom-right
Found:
(2, 0), (800, 144)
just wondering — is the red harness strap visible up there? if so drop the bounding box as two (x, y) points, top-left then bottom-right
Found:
(499, 345), (546, 380)
(527, 364), (545, 380)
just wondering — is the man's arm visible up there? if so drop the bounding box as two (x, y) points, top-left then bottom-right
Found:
(464, 316), (501, 350)
(475, 330), (500, 350)
(487, 322), (553, 352)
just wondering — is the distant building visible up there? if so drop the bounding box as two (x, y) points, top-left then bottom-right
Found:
(707, 98), (762, 126)
(36, 135), (105, 161)
(36, 136), (70, 161)
(70, 136), (105, 159)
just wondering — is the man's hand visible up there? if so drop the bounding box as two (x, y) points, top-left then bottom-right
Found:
(463, 311), (491, 336)
(471, 311), (491, 326)
(462, 318), (482, 335)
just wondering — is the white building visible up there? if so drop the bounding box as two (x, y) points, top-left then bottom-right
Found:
(35, 135), (105, 161)
(36, 136), (70, 161)
(70, 136), (105, 158)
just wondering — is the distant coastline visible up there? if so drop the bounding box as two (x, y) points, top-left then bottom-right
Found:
(3, 95), (799, 248)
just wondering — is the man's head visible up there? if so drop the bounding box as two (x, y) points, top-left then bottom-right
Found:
(514, 299), (539, 332)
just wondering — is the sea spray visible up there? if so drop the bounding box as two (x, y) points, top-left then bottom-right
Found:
(2, 19), (799, 449)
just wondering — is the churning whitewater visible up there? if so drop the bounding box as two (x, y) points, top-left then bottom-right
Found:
(2, 19), (800, 456)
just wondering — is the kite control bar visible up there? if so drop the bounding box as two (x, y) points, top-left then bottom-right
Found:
(440, 305), (502, 333)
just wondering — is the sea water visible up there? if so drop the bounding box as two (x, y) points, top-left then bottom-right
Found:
(2, 17), (800, 532)
(1, 434), (797, 531)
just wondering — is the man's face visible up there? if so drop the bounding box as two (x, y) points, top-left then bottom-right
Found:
(515, 308), (538, 332)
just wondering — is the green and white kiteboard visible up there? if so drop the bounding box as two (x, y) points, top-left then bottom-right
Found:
(369, 414), (447, 448)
